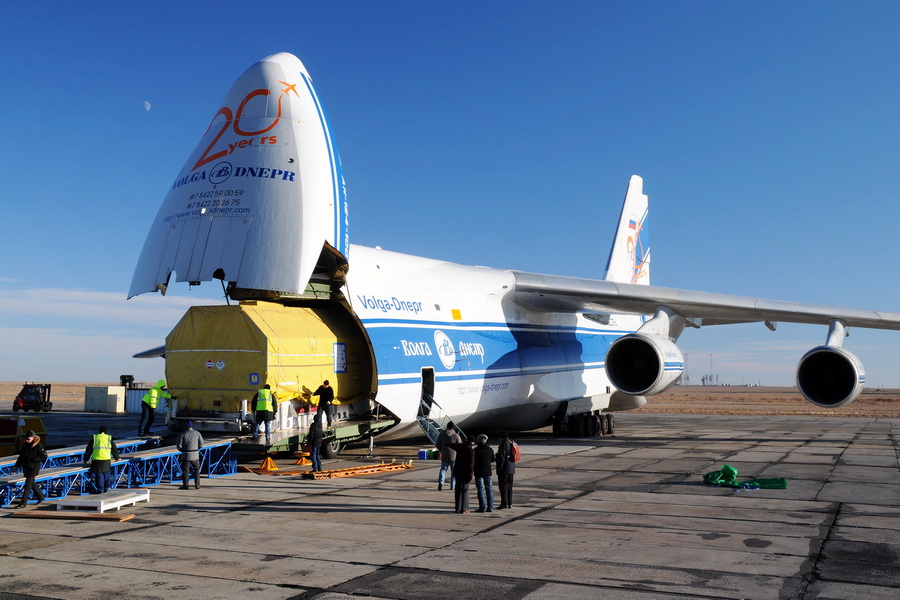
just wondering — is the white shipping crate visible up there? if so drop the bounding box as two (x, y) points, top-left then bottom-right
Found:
(83, 386), (126, 413)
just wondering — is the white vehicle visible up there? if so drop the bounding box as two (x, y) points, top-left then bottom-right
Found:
(130, 53), (900, 446)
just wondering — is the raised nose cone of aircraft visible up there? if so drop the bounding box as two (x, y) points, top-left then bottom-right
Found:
(129, 52), (348, 299)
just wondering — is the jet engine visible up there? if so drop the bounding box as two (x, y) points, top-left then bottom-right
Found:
(606, 333), (684, 396)
(796, 345), (865, 408)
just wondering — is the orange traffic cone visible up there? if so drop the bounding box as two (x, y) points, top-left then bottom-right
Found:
(259, 456), (278, 471)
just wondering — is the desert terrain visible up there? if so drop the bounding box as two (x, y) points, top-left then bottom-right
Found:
(3, 381), (899, 418)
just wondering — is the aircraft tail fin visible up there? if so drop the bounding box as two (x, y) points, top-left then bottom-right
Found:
(603, 175), (650, 285)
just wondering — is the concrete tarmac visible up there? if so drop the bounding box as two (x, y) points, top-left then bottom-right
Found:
(1, 412), (898, 600)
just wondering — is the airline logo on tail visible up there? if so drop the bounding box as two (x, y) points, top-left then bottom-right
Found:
(604, 175), (651, 285)
(627, 214), (649, 284)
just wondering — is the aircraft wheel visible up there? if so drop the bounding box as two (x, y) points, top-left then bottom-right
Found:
(588, 415), (600, 436)
(323, 439), (342, 459)
(598, 414), (609, 436)
(605, 414), (615, 435)
(552, 421), (562, 437)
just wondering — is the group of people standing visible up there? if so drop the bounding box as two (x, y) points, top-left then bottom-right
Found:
(436, 424), (516, 514)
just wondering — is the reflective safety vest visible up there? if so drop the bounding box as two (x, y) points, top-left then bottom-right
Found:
(256, 388), (274, 412)
(143, 387), (161, 409)
(92, 433), (112, 461)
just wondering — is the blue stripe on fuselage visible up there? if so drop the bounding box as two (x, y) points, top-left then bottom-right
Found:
(361, 318), (620, 385)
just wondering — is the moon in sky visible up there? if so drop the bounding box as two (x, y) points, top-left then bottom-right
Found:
(143, 100), (152, 112)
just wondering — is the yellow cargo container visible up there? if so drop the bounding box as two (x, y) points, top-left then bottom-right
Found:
(165, 300), (375, 413)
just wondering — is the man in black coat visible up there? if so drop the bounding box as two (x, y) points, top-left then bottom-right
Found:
(14, 430), (47, 508)
(448, 439), (475, 513)
(312, 380), (335, 427)
(495, 431), (516, 509)
(473, 434), (495, 512)
(308, 413), (325, 472)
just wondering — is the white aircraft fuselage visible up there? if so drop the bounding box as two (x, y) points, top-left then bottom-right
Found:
(344, 244), (641, 438)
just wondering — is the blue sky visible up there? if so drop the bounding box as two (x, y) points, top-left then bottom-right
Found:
(1, 1), (899, 386)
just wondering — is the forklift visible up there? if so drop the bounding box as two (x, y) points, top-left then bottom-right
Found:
(11, 383), (52, 412)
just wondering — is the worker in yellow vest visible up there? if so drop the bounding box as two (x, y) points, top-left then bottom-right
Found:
(251, 384), (277, 445)
(83, 426), (120, 493)
(138, 380), (172, 437)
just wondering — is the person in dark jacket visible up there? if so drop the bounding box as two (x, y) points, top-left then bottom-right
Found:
(447, 439), (475, 513)
(312, 380), (335, 427)
(435, 423), (460, 491)
(473, 434), (495, 512)
(14, 430), (47, 508)
(495, 431), (516, 509)
(83, 426), (120, 493)
(308, 413), (325, 472)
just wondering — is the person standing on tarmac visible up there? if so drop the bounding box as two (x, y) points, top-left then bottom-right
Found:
(138, 380), (171, 437)
(312, 380), (335, 427)
(251, 384), (277, 445)
(447, 438), (476, 514)
(496, 431), (516, 509)
(436, 423), (460, 491)
(473, 434), (495, 512)
(176, 420), (205, 489)
(14, 430), (47, 508)
(307, 413), (325, 472)
(83, 426), (120, 494)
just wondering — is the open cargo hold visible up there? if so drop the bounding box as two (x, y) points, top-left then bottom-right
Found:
(165, 300), (395, 451)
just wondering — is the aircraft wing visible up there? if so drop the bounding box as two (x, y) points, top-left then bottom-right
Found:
(512, 271), (900, 330)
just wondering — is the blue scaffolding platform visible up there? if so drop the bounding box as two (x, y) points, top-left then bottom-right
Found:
(0, 440), (235, 507)
(0, 437), (159, 476)
(0, 459), (134, 507)
(126, 440), (236, 486)
(201, 440), (237, 478)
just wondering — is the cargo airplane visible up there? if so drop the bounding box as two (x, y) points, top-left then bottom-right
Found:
(130, 53), (900, 449)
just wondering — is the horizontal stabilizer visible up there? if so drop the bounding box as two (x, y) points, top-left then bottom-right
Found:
(133, 345), (166, 359)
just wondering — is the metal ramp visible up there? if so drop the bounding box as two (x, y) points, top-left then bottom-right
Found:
(416, 393), (465, 445)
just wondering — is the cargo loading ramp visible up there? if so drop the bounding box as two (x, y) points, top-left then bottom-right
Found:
(231, 416), (397, 455)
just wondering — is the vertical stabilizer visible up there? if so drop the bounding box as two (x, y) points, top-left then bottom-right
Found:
(603, 175), (650, 285)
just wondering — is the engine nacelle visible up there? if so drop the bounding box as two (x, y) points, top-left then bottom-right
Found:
(796, 345), (865, 408)
(606, 334), (684, 396)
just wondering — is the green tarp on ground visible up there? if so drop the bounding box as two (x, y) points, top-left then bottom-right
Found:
(703, 464), (787, 489)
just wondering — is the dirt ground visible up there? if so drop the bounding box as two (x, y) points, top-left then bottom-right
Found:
(637, 385), (900, 418)
(3, 381), (899, 418)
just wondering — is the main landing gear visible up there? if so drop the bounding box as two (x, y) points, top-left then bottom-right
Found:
(552, 412), (615, 438)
